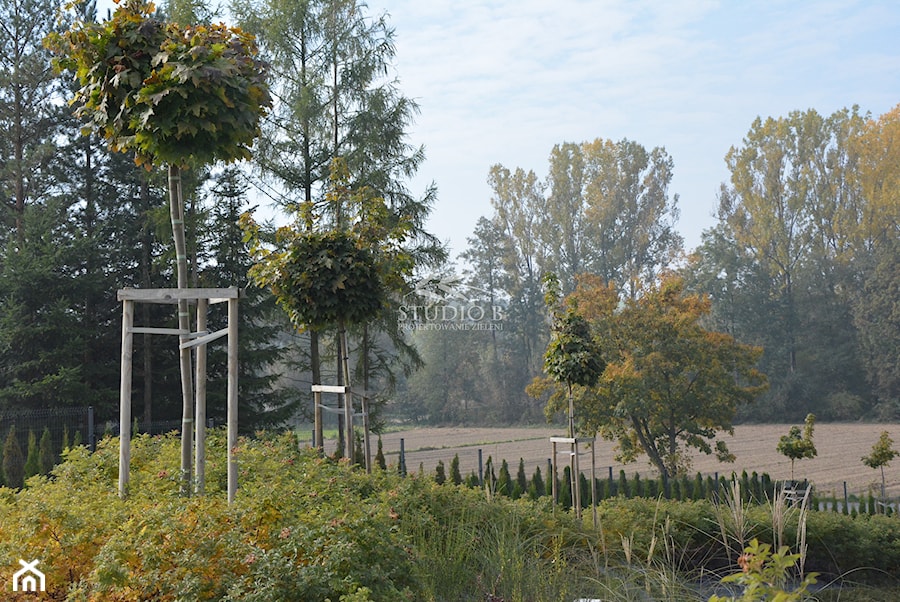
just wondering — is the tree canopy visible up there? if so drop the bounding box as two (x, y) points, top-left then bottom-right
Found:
(47, 0), (271, 169)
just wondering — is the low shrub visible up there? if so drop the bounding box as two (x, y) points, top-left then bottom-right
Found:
(1, 432), (899, 601)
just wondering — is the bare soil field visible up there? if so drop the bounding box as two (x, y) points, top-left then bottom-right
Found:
(344, 424), (900, 498)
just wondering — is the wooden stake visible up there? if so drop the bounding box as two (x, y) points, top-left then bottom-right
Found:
(227, 297), (238, 503)
(195, 298), (208, 494)
(118, 300), (134, 498)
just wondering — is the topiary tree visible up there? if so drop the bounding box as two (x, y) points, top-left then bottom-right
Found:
(777, 413), (817, 481)
(48, 0), (271, 494)
(242, 158), (415, 466)
(862, 430), (899, 502)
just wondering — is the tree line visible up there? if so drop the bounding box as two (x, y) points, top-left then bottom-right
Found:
(1, 0), (896, 436)
(400, 107), (899, 426)
(0, 0), (442, 436)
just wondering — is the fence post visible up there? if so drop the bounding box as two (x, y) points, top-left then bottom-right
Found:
(478, 448), (483, 488)
(399, 438), (406, 476)
(88, 406), (96, 452)
(843, 481), (849, 514)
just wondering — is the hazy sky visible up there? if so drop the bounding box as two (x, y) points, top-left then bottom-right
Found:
(359, 0), (900, 257)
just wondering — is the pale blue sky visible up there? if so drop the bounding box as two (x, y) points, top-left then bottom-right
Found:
(363, 0), (900, 256)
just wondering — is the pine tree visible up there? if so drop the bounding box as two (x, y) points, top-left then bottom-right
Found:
(530, 465), (545, 499)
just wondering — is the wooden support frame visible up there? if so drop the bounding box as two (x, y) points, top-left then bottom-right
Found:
(117, 287), (240, 502)
(550, 436), (596, 521)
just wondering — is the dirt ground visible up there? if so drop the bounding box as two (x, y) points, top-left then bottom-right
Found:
(314, 424), (900, 498)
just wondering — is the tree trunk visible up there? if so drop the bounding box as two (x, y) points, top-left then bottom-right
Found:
(169, 164), (194, 495)
(140, 177), (153, 429)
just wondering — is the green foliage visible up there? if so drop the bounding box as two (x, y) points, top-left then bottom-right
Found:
(279, 230), (383, 329)
(862, 430), (898, 471)
(709, 538), (818, 602)
(242, 159), (414, 333)
(449, 454), (462, 486)
(48, 0), (271, 170)
(23, 430), (40, 479)
(542, 274), (604, 391)
(777, 414), (817, 479)
(2, 434), (900, 599)
(38, 427), (55, 474)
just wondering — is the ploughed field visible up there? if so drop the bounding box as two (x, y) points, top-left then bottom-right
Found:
(343, 424), (900, 498)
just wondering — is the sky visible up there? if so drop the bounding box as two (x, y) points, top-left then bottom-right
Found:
(354, 0), (900, 258)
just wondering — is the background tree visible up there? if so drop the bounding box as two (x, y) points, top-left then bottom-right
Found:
(862, 430), (898, 501)
(776, 413), (817, 481)
(704, 108), (873, 420)
(0, 0), (60, 239)
(579, 138), (682, 298)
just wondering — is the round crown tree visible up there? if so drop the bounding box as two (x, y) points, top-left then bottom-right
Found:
(48, 0), (271, 493)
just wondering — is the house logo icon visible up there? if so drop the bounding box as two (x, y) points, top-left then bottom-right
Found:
(12, 559), (45, 592)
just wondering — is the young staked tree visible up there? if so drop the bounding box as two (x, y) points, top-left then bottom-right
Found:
(862, 430), (898, 502)
(50, 0), (271, 493)
(776, 413), (817, 481)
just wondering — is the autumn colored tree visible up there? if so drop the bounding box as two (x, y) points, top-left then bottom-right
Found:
(48, 0), (271, 493)
(862, 431), (898, 501)
(776, 413), (817, 481)
(538, 274), (767, 493)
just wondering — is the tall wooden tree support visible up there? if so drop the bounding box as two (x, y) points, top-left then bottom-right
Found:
(550, 436), (596, 521)
(118, 287), (240, 502)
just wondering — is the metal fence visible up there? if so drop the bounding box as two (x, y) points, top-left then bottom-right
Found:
(0, 407), (205, 462)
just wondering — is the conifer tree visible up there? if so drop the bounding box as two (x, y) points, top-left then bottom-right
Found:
(39, 427), (54, 474)
(24, 430), (39, 478)
(449, 454), (462, 486)
(2, 426), (25, 488)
